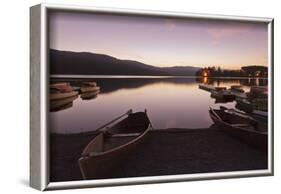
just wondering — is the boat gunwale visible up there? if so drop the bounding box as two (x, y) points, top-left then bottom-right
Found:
(80, 112), (151, 158)
(49, 91), (79, 101)
(209, 107), (267, 135)
(80, 128), (150, 159)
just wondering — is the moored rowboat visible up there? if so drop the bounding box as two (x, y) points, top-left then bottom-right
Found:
(78, 110), (152, 179)
(50, 82), (78, 100)
(209, 106), (267, 151)
(211, 88), (235, 101)
(80, 90), (100, 100)
(50, 95), (78, 112)
(230, 85), (245, 93)
(80, 82), (100, 93)
(198, 84), (226, 92)
(80, 86), (100, 93)
(50, 91), (78, 101)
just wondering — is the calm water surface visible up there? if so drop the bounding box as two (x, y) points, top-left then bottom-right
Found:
(49, 77), (267, 134)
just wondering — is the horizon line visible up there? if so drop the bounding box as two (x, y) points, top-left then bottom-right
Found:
(50, 48), (268, 70)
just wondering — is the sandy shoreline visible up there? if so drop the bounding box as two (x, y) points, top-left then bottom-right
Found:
(50, 127), (267, 182)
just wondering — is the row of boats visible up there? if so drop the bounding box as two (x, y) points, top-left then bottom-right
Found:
(50, 82), (100, 112)
(209, 106), (267, 150)
(199, 84), (268, 119)
(49, 82), (268, 179)
(78, 104), (268, 180)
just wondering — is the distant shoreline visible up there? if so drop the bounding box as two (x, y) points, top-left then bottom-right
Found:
(50, 74), (268, 79)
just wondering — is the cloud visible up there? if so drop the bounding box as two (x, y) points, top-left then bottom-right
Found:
(164, 19), (177, 31)
(206, 27), (247, 44)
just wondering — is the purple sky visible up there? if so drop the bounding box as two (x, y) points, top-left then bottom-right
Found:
(49, 11), (268, 69)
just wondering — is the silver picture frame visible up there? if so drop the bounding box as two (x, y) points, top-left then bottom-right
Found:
(30, 3), (274, 191)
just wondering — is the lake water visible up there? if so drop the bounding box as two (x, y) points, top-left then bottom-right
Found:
(49, 77), (268, 134)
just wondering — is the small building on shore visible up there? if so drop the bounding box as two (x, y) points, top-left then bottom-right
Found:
(196, 65), (268, 78)
(241, 66), (268, 77)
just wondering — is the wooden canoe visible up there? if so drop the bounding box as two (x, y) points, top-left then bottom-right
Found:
(209, 107), (267, 151)
(78, 110), (151, 180)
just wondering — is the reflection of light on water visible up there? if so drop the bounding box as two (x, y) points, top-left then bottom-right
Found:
(203, 77), (208, 84)
(49, 78), (268, 134)
(255, 78), (260, 86)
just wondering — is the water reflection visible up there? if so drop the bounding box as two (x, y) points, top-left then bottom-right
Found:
(80, 90), (100, 100)
(50, 95), (78, 112)
(196, 77), (268, 87)
(49, 77), (268, 134)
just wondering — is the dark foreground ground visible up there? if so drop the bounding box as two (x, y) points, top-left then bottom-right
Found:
(50, 127), (268, 182)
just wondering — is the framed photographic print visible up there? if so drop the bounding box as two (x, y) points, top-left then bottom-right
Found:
(30, 3), (274, 191)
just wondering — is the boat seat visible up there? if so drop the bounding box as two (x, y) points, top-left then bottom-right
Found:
(230, 124), (251, 127)
(110, 133), (141, 137)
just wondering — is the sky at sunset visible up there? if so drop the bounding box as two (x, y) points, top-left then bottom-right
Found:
(49, 11), (268, 69)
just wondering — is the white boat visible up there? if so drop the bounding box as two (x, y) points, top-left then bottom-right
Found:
(80, 90), (100, 100)
(80, 82), (100, 93)
(82, 82), (97, 87)
(80, 86), (100, 93)
(50, 83), (78, 100)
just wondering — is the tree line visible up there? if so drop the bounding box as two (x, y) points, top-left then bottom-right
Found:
(196, 66), (268, 77)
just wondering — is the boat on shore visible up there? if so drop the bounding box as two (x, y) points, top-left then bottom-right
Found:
(209, 106), (267, 151)
(78, 109), (152, 179)
(50, 83), (78, 101)
(80, 82), (100, 93)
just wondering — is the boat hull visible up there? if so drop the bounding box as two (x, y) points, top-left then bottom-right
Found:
(209, 108), (267, 151)
(50, 95), (78, 112)
(79, 130), (149, 179)
(78, 111), (150, 179)
(80, 90), (100, 100)
(80, 86), (100, 93)
(235, 98), (253, 113)
(50, 91), (78, 101)
(211, 91), (235, 101)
